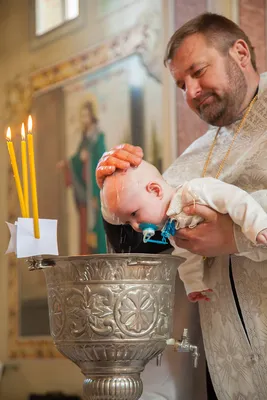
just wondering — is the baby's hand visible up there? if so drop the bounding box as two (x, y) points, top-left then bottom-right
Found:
(188, 289), (213, 303)
(256, 229), (267, 245)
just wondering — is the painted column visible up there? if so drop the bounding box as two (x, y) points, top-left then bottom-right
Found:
(239, 0), (266, 73)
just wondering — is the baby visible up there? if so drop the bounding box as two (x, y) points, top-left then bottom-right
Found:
(101, 160), (267, 302)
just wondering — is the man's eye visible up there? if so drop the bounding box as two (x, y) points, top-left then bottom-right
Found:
(193, 67), (206, 78)
(177, 82), (185, 91)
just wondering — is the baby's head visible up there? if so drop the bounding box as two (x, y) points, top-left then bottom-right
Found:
(101, 160), (175, 231)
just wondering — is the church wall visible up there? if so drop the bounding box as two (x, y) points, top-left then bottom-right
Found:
(0, 1), (170, 399)
(0, 0), (266, 399)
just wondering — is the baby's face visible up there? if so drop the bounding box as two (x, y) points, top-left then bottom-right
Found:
(116, 189), (167, 231)
(103, 175), (168, 232)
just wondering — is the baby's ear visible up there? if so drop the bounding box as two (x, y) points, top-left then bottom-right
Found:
(146, 182), (163, 198)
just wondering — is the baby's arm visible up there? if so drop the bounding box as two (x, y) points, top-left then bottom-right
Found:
(171, 244), (212, 302)
(183, 177), (267, 245)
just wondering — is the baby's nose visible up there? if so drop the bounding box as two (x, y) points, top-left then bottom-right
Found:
(132, 221), (141, 231)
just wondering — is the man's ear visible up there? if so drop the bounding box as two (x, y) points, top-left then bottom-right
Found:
(229, 39), (250, 68)
(146, 182), (163, 198)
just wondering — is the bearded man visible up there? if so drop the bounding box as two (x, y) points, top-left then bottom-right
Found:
(96, 13), (267, 400)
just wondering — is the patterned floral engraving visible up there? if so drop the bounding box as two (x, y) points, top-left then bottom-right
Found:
(153, 285), (174, 337)
(42, 255), (179, 285)
(48, 288), (65, 338)
(66, 286), (115, 338)
(116, 288), (157, 336)
(57, 341), (165, 364)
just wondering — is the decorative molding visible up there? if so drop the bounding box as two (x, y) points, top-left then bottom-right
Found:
(5, 72), (58, 358)
(4, 75), (33, 134)
(31, 14), (162, 95)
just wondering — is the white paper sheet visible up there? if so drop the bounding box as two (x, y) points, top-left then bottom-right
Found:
(6, 218), (58, 258)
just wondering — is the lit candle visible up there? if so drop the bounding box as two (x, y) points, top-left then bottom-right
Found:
(27, 116), (40, 239)
(21, 123), (29, 218)
(6, 127), (27, 218)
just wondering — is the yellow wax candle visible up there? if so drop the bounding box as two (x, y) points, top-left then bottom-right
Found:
(21, 123), (29, 218)
(27, 116), (40, 239)
(6, 127), (27, 218)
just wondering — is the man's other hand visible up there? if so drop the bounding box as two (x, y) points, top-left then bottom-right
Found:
(173, 204), (238, 257)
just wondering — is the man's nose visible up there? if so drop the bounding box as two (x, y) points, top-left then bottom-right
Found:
(185, 78), (202, 102)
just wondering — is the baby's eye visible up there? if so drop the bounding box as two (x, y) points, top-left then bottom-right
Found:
(131, 211), (137, 217)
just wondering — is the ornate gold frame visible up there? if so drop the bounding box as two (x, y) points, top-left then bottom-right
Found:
(7, 13), (162, 358)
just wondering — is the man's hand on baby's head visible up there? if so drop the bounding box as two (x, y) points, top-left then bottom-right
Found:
(256, 229), (267, 245)
(96, 144), (144, 188)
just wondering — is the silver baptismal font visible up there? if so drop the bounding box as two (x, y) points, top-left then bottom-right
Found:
(28, 254), (199, 400)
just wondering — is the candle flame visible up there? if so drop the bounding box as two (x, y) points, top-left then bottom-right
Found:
(6, 127), (11, 141)
(28, 115), (33, 133)
(21, 123), (25, 140)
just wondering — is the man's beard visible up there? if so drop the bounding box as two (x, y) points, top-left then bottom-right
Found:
(196, 57), (247, 126)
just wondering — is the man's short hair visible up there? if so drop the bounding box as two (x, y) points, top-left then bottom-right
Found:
(164, 13), (257, 71)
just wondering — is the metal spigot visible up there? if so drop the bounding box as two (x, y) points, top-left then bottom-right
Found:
(166, 328), (200, 368)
